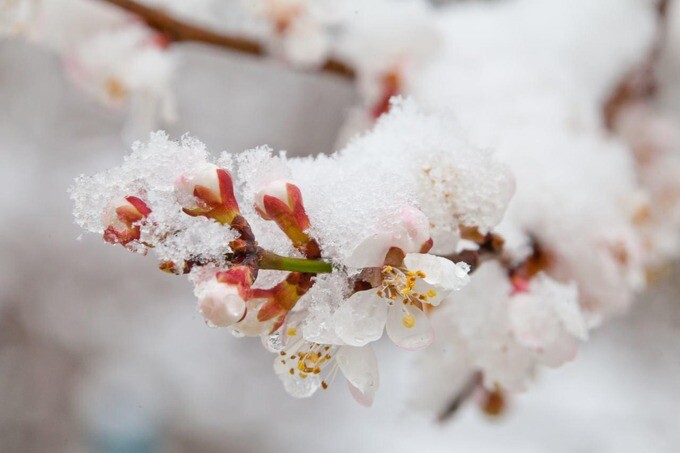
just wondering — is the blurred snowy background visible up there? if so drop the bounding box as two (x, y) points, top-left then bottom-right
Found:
(1, 2), (680, 452)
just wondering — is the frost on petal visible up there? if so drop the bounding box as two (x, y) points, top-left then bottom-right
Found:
(385, 305), (433, 351)
(336, 345), (379, 407)
(404, 253), (470, 305)
(333, 289), (388, 346)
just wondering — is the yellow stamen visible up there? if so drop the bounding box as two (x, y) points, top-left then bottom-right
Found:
(403, 314), (416, 328)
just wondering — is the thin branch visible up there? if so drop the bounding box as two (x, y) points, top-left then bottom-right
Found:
(437, 373), (480, 422)
(98, 0), (356, 79)
(603, 0), (672, 129)
(258, 250), (333, 274)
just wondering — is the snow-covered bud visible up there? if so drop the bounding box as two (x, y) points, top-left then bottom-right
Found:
(197, 280), (247, 328)
(255, 180), (318, 257)
(175, 163), (241, 225)
(102, 196), (151, 247)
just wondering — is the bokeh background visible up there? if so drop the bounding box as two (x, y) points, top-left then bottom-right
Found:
(1, 9), (680, 452)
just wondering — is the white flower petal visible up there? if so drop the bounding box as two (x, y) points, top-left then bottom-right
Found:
(336, 345), (379, 406)
(334, 289), (388, 346)
(392, 206), (431, 253)
(385, 304), (434, 350)
(404, 253), (470, 305)
(347, 380), (374, 407)
(344, 232), (394, 268)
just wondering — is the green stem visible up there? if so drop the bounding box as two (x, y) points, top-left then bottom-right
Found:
(258, 250), (333, 274)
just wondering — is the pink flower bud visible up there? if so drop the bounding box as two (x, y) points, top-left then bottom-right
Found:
(197, 280), (247, 328)
(102, 196), (151, 246)
(255, 180), (309, 225)
(255, 180), (293, 212)
(255, 180), (317, 256)
(175, 163), (240, 223)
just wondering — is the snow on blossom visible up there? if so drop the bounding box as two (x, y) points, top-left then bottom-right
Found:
(62, 0), (680, 410)
(70, 92), (515, 403)
(402, 0), (659, 321)
(71, 132), (236, 266)
(290, 98), (514, 260)
(414, 261), (588, 405)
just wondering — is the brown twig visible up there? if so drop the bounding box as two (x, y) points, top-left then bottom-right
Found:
(443, 231), (506, 273)
(603, 0), (671, 129)
(98, 0), (356, 79)
(437, 372), (480, 422)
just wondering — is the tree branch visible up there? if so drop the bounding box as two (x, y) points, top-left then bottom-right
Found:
(603, 0), (671, 129)
(98, 0), (356, 80)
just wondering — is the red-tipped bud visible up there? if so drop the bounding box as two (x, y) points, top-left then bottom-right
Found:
(251, 272), (313, 329)
(175, 163), (241, 224)
(255, 180), (318, 257)
(102, 196), (151, 247)
(216, 265), (255, 292)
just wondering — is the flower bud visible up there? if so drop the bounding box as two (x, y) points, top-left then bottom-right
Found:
(255, 180), (317, 256)
(175, 163), (240, 224)
(197, 280), (247, 328)
(102, 196), (151, 246)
